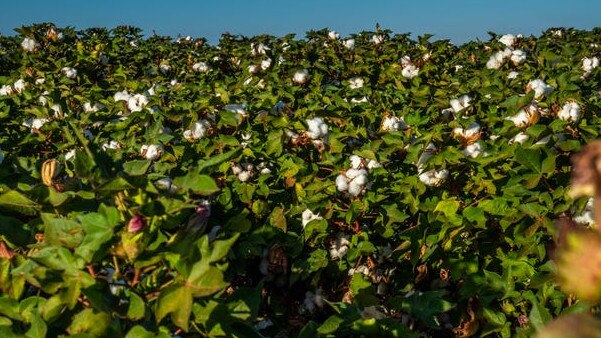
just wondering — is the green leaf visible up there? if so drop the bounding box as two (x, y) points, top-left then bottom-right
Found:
(317, 315), (344, 334)
(126, 290), (146, 320)
(73, 151), (97, 179)
(0, 190), (40, 216)
(41, 213), (84, 249)
(123, 160), (151, 176)
(155, 284), (193, 331)
(97, 177), (134, 191)
(209, 234), (239, 263)
(75, 208), (119, 262)
(173, 172), (220, 195)
(67, 308), (111, 336)
(515, 148), (541, 174)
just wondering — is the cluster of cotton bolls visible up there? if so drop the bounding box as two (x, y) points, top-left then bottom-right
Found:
(183, 119), (211, 141)
(140, 144), (163, 161)
(582, 57), (599, 77)
(400, 56), (419, 79)
(301, 209), (323, 228)
(329, 233), (350, 260)
(192, 61), (210, 73)
(0, 79), (26, 96)
(452, 122), (485, 158)
(335, 155), (380, 197)
(230, 161), (271, 182)
(486, 34), (527, 69)
(381, 114), (409, 132)
(417, 143), (449, 186)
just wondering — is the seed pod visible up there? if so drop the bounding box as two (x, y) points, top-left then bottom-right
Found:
(41, 159), (61, 186)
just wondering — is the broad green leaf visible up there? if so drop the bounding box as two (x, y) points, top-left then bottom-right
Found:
(123, 160), (151, 176)
(173, 172), (220, 195)
(0, 190), (40, 216)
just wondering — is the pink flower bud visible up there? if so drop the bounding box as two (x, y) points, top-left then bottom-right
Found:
(128, 214), (146, 233)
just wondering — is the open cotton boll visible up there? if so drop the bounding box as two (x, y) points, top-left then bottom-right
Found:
(335, 174), (349, 192)
(328, 31), (340, 40)
(159, 63), (171, 74)
(13, 79), (26, 93)
(508, 71), (520, 79)
(381, 115), (408, 131)
(574, 198), (595, 226)
(0, 85), (13, 96)
(419, 169), (449, 186)
(510, 49), (527, 65)
(367, 159), (381, 169)
(486, 51), (506, 69)
(526, 79), (553, 99)
(371, 34), (384, 44)
(306, 117), (328, 140)
(293, 69), (309, 84)
(192, 62), (210, 72)
(582, 57), (599, 74)
(557, 102), (581, 122)
(21, 38), (37, 52)
(102, 140), (121, 151)
(224, 103), (248, 116)
(330, 233), (350, 260)
(509, 132), (530, 144)
(462, 142), (484, 158)
(350, 155), (363, 169)
(499, 34), (517, 47)
(250, 43), (270, 56)
(260, 58), (272, 70)
(347, 180), (364, 196)
(343, 39), (355, 50)
(450, 95), (471, 113)
(127, 94), (149, 112)
(140, 144), (163, 161)
(22, 117), (49, 132)
(416, 143), (437, 170)
(302, 209), (323, 228)
(349, 77), (364, 89)
(62, 67), (77, 79)
(401, 64), (419, 79)
(114, 90), (131, 102)
(184, 119), (211, 140)
(351, 173), (368, 186)
(506, 103), (540, 127)
(453, 122), (481, 143)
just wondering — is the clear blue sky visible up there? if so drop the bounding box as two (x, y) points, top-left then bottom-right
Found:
(0, 0), (598, 44)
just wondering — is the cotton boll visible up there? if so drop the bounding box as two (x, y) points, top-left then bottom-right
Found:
(416, 143), (437, 169)
(102, 140), (121, 151)
(582, 57), (599, 74)
(347, 181), (363, 196)
(350, 96), (368, 103)
(526, 79), (553, 99)
(127, 94), (149, 112)
(0, 85), (13, 96)
(506, 110), (531, 127)
(343, 39), (355, 50)
(371, 35), (384, 44)
(302, 209), (323, 228)
(251, 43), (270, 56)
(140, 144), (163, 161)
(192, 62), (210, 72)
(248, 65), (260, 74)
(486, 51), (506, 69)
(349, 77), (364, 89)
(345, 168), (367, 180)
(574, 198), (595, 226)
(450, 95), (471, 113)
(349, 155), (363, 169)
(367, 160), (381, 169)
(21, 38), (37, 52)
(22, 117), (49, 132)
(351, 173), (368, 186)
(401, 64), (419, 79)
(336, 174), (349, 192)
(462, 142), (484, 158)
(159, 63), (171, 74)
(328, 31), (340, 40)
(114, 90), (131, 102)
(62, 67), (77, 79)
(306, 117), (328, 140)
(224, 103), (248, 116)
(499, 34), (517, 47)
(260, 58), (272, 70)
(557, 102), (581, 122)
(510, 49), (527, 65)
(293, 69), (309, 84)
(419, 169), (449, 186)
(237, 171), (251, 182)
(381, 115), (408, 131)
(13, 79), (26, 93)
(509, 132), (530, 144)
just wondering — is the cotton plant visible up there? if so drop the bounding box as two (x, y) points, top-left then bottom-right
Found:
(371, 34), (384, 45)
(140, 144), (163, 161)
(183, 119), (211, 141)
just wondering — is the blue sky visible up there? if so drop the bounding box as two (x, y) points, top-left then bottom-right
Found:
(0, 0), (598, 44)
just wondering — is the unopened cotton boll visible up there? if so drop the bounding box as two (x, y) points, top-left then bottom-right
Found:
(62, 67), (77, 79)
(293, 69), (309, 84)
(140, 144), (163, 160)
(557, 102), (581, 122)
(349, 77), (364, 89)
(401, 64), (419, 79)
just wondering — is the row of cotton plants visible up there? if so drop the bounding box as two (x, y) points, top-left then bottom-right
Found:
(0, 23), (600, 337)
